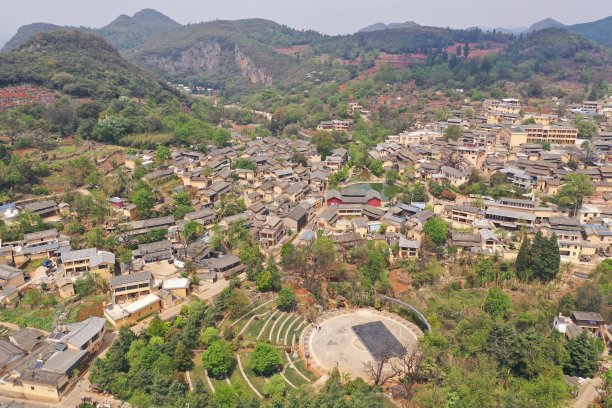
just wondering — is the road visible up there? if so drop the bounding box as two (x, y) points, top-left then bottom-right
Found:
(573, 377), (602, 408)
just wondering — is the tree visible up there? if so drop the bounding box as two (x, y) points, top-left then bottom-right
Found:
(173, 341), (194, 372)
(131, 187), (154, 218)
(515, 238), (532, 280)
(313, 131), (335, 158)
(155, 144), (171, 164)
(443, 125), (463, 141)
(250, 343), (281, 376)
(202, 339), (235, 377)
(364, 337), (397, 386)
(483, 287), (512, 319)
(263, 374), (286, 398)
(200, 326), (220, 347)
(554, 174), (595, 214)
(232, 158), (255, 170)
(565, 331), (602, 377)
(368, 159), (385, 177)
(183, 220), (203, 242)
(423, 217), (448, 246)
(277, 287), (297, 311)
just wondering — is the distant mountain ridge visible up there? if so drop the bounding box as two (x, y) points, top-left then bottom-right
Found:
(357, 15), (612, 48)
(526, 18), (566, 32)
(358, 21), (420, 32)
(1, 9), (181, 52)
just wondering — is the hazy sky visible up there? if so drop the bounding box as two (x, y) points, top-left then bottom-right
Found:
(0, 0), (611, 36)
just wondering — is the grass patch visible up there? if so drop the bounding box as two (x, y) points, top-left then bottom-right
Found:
(55, 146), (76, 155)
(259, 312), (284, 342)
(239, 353), (267, 395)
(245, 315), (268, 340)
(292, 360), (318, 381)
(0, 306), (55, 331)
(190, 352), (214, 393)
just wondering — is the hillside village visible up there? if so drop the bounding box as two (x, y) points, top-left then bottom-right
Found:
(0, 90), (608, 406)
(0, 5), (610, 407)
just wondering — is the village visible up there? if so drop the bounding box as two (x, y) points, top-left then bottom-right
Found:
(0, 91), (609, 406)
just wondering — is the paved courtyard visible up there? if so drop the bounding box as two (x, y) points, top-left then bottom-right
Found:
(304, 309), (422, 379)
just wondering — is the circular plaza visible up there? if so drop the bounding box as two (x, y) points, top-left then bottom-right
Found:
(302, 308), (423, 379)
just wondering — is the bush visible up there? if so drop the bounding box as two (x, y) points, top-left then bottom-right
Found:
(250, 343), (281, 376)
(202, 339), (235, 377)
(276, 287), (297, 311)
(263, 374), (286, 398)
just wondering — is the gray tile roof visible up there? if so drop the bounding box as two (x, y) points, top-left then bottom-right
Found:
(110, 271), (152, 287)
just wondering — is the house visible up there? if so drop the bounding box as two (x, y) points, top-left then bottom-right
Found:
(398, 238), (420, 259)
(47, 317), (106, 354)
(326, 189), (382, 207)
(161, 277), (190, 298)
(104, 293), (162, 328)
(444, 204), (481, 224)
(0, 318), (106, 403)
(58, 248), (115, 278)
(23, 229), (59, 248)
(0, 288), (19, 307)
(133, 240), (173, 263)
(109, 271), (153, 302)
(184, 208), (216, 226)
(479, 229), (504, 254)
(204, 255), (245, 279)
(56, 278), (74, 299)
(120, 216), (175, 236)
(450, 232), (480, 251)
(440, 166), (469, 187)
(0, 265), (24, 290)
(22, 200), (59, 219)
(260, 216), (286, 247)
(553, 314), (582, 339)
(284, 206), (309, 233)
(571, 311), (604, 336)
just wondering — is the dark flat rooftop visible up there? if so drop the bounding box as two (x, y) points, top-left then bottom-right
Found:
(352, 321), (405, 360)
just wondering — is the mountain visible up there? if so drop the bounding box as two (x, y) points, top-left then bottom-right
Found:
(568, 15), (612, 47)
(96, 8), (181, 51)
(1, 9), (181, 52)
(475, 26), (527, 34)
(128, 19), (322, 94)
(0, 30), (175, 101)
(2, 22), (65, 51)
(358, 21), (420, 33)
(526, 18), (566, 32)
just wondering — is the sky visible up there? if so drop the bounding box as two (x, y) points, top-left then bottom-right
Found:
(0, 0), (611, 38)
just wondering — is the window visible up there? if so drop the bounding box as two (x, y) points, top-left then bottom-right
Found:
(30, 386), (35, 390)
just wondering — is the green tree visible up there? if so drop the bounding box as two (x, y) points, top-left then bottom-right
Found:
(155, 144), (171, 163)
(483, 287), (513, 319)
(554, 174), (595, 214)
(183, 220), (203, 242)
(443, 125), (463, 141)
(368, 159), (385, 177)
(131, 187), (154, 217)
(200, 326), (220, 347)
(515, 238), (532, 280)
(173, 340), (194, 372)
(565, 331), (602, 377)
(250, 343), (281, 376)
(202, 339), (235, 377)
(277, 287), (297, 311)
(263, 374), (286, 398)
(423, 217), (448, 246)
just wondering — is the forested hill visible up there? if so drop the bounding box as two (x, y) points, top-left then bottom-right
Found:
(96, 8), (181, 52)
(1, 9), (181, 52)
(0, 30), (176, 101)
(128, 19), (324, 94)
(568, 16), (612, 48)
